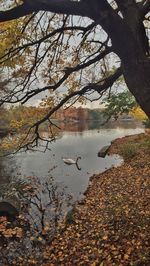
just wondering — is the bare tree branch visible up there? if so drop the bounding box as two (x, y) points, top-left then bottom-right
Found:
(0, 46), (112, 105)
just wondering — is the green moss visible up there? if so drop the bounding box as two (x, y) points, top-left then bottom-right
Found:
(143, 119), (150, 128)
(119, 143), (137, 160)
(65, 209), (75, 224)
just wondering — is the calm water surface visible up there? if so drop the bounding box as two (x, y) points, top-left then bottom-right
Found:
(13, 121), (144, 200)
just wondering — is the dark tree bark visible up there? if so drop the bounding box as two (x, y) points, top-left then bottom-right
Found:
(123, 58), (150, 118)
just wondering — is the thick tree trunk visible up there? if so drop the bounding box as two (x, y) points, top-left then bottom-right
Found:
(122, 57), (150, 118)
(92, 2), (150, 119)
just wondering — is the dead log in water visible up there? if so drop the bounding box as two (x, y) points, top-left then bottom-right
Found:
(98, 145), (111, 158)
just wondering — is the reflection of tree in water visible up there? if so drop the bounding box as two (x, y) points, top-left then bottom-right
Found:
(0, 157), (72, 233)
(0, 170), (73, 265)
(0, 157), (13, 190)
(23, 175), (73, 236)
(0, 156), (24, 201)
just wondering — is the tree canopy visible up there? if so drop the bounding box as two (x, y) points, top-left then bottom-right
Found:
(0, 0), (150, 151)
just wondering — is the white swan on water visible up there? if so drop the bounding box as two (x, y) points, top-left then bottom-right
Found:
(62, 156), (81, 165)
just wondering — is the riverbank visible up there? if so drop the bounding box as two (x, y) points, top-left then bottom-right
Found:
(43, 133), (150, 266)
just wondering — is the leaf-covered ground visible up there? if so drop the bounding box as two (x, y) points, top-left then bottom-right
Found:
(43, 133), (150, 266)
(0, 133), (150, 265)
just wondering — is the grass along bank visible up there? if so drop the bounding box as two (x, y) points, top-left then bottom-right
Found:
(43, 133), (150, 266)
